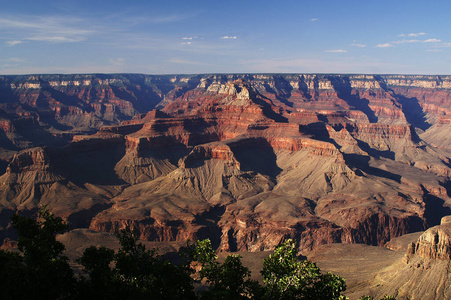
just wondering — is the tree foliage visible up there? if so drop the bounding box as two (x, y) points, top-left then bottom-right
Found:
(78, 228), (196, 300)
(0, 206), (75, 299)
(191, 239), (257, 299)
(0, 209), (397, 300)
(261, 239), (346, 300)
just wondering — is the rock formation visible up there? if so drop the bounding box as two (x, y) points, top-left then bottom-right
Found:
(355, 217), (451, 300)
(0, 73), (451, 254)
(406, 216), (451, 260)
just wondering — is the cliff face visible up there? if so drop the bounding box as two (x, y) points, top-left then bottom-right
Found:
(1, 73), (451, 253)
(355, 216), (451, 300)
(406, 216), (451, 260)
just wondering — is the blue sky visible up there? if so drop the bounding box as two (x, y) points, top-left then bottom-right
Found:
(1, 0), (450, 75)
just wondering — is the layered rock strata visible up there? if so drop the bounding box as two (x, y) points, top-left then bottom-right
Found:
(0, 74), (450, 253)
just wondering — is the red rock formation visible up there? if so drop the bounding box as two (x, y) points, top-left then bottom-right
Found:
(0, 120), (15, 133)
(1, 73), (451, 254)
(7, 147), (50, 173)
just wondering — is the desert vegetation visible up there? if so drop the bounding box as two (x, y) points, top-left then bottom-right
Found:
(0, 208), (396, 300)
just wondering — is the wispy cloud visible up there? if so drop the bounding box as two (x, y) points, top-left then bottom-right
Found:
(221, 36), (237, 39)
(427, 49), (442, 52)
(26, 36), (84, 43)
(109, 58), (125, 66)
(325, 49), (348, 53)
(180, 36), (204, 46)
(310, 18), (318, 22)
(377, 43), (394, 48)
(399, 32), (427, 37)
(0, 15), (95, 44)
(424, 38), (441, 43)
(434, 42), (451, 48)
(0, 57), (27, 73)
(0, 16), (94, 35)
(0, 57), (25, 63)
(392, 39), (420, 44)
(350, 41), (366, 47)
(6, 40), (23, 46)
(379, 38), (443, 47)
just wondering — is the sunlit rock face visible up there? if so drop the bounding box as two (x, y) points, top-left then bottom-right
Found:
(1, 73), (451, 252)
(406, 217), (451, 260)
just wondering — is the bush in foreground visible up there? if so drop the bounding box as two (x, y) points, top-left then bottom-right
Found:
(0, 208), (396, 300)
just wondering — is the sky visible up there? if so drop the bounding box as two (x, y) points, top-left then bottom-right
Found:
(1, 0), (450, 75)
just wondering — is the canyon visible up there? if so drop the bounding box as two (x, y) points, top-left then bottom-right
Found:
(1, 73), (451, 269)
(2, 73), (451, 298)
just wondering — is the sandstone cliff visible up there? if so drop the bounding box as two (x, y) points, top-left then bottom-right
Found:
(0, 74), (451, 255)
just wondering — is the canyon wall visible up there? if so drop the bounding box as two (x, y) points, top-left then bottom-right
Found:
(0, 73), (451, 253)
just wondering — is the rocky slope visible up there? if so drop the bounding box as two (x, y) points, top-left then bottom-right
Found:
(361, 216), (451, 300)
(0, 73), (451, 254)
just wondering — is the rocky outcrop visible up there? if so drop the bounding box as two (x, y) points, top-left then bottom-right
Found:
(406, 216), (451, 260)
(352, 216), (451, 300)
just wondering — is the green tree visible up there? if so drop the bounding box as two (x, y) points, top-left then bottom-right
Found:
(191, 239), (258, 299)
(261, 239), (346, 300)
(77, 245), (116, 299)
(0, 207), (75, 299)
(0, 249), (27, 299)
(78, 245), (115, 285)
(78, 227), (196, 300)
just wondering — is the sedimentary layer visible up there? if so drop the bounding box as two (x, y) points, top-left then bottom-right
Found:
(0, 74), (450, 253)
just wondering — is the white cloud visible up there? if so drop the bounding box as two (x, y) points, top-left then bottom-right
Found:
(6, 40), (23, 46)
(400, 32), (427, 37)
(377, 37), (443, 49)
(377, 43), (394, 48)
(26, 36), (84, 43)
(392, 39), (420, 44)
(380, 38), (442, 47)
(221, 36), (237, 39)
(310, 18), (318, 22)
(182, 36), (201, 41)
(181, 41), (192, 45)
(408, 32), (427, 37)
(424, 38), (441, 43)
(350, 42), (366, 47)
(325, 49), (348, 53)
